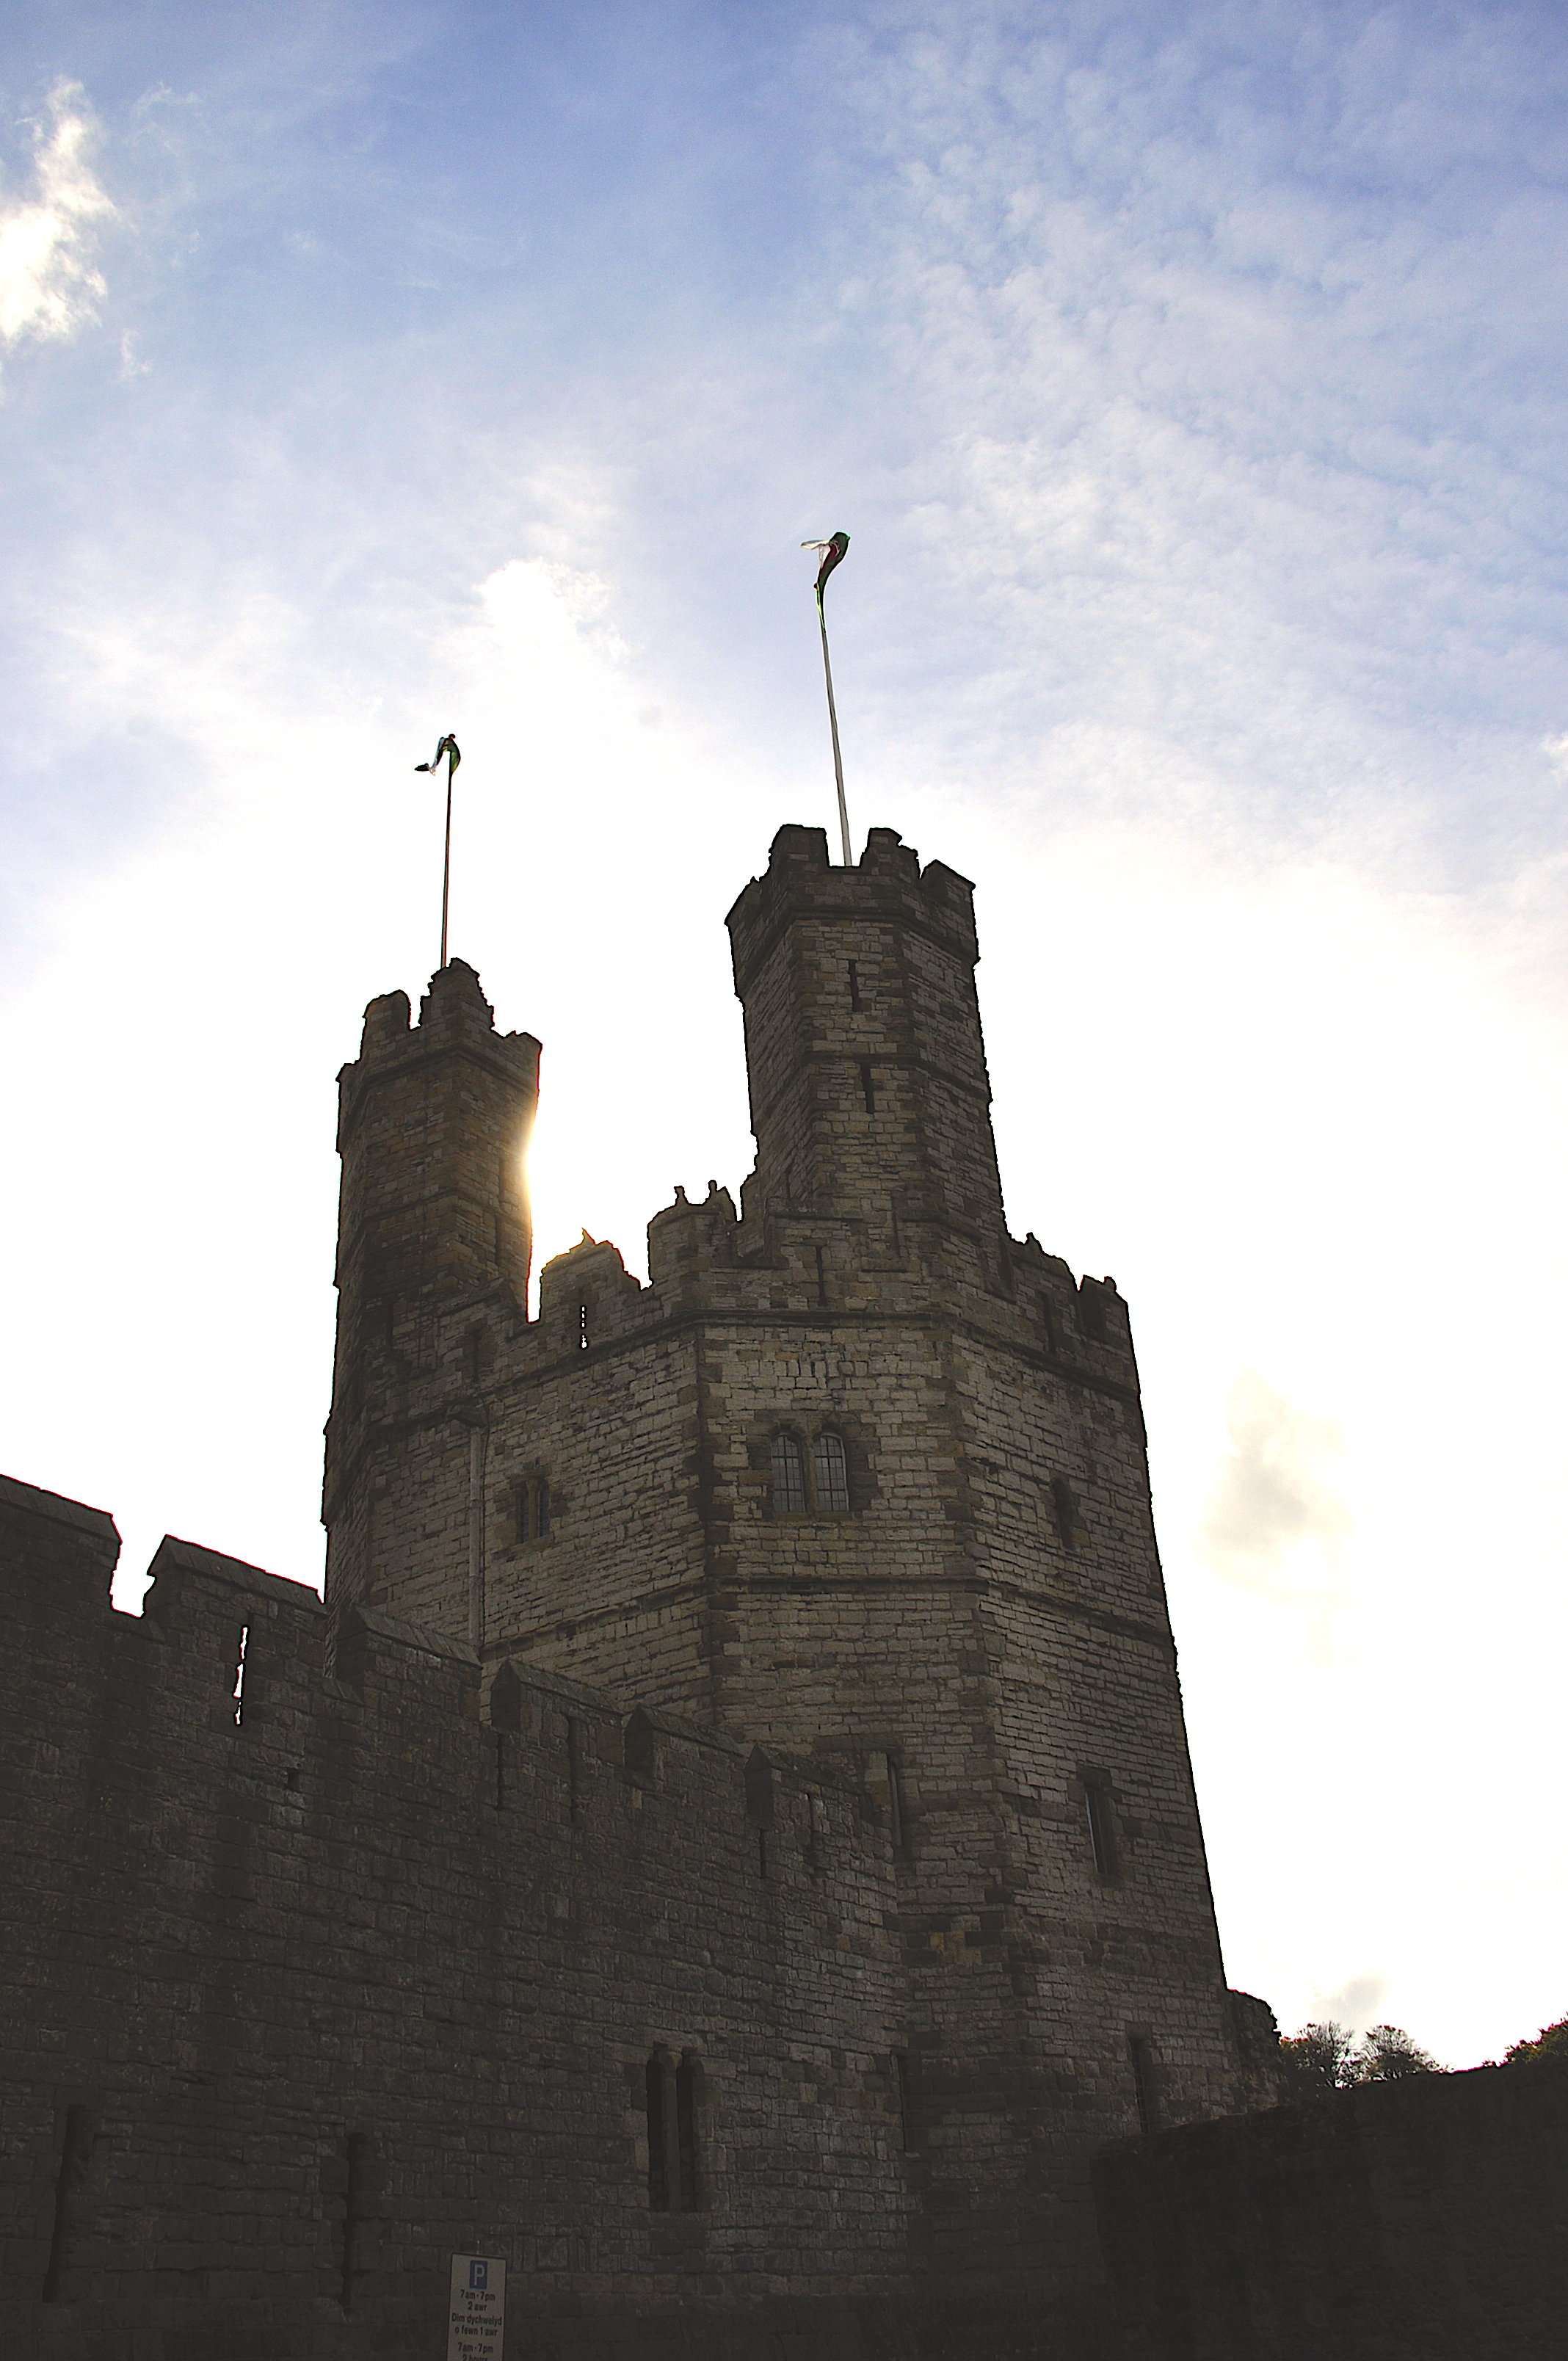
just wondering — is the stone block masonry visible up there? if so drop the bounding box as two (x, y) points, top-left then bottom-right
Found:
(315, 822), (1271, 2336)
(1094, 2062), (1568, 2359)
(0, 1473), (946, 2360)
(2, 819), (1286, 2358)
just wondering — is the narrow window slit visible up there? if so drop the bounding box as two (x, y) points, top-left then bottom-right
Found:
(341, 2133), (371, 2310)
(233, 1625), (249, 1726)
(1128, 2037), (1157, 2134)
(578, 1299), (590, 1350)
(893, 2052), (913, 2154)
(847, 959), (862, 1010)
(675, 2053), (700, 2211)
(1085, 1782), (1118, 1879)
(42, 2106), (93, 2303)
(645, 2054), (670, 2211)
(860, 1060), (876, 1115)
(885, 1753), (907, 1855)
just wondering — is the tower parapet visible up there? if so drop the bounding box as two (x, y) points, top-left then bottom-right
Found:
(726, 825), (1004, 1270)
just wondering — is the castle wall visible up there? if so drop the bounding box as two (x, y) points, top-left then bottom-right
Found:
(1093, 2064), (1568, 2360)
(6, 1472), (1032, 2361)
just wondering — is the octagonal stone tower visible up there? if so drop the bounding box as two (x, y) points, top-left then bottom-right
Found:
(322, 823), (1249, 2326)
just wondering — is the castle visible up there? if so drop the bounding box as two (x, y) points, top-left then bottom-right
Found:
(1, 822), (1281, 2360)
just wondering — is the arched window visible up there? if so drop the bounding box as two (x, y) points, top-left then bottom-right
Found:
(645, 2048), (701, 2213)
(771, 1431), (807, 1514)
(813, 1431), (850, 1513)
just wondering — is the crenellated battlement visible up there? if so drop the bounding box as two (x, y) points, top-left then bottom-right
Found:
(0, 1468), (927, 2352)
(0, 1473), (897, 1886)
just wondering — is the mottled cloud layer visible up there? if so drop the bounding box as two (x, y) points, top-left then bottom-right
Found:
(0, 85), (113, 363)
(1199, 1369), (1353, 1594)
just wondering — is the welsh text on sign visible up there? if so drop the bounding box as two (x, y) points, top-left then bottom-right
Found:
(447, 2252), (507, 2361)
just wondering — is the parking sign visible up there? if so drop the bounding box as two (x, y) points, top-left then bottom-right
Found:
(446, 2252), (506, 2360)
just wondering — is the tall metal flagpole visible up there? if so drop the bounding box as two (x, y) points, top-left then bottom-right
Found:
(803, 532), (852, 866)
(415, 733), (462, 969)
(440, 748), (454, 969)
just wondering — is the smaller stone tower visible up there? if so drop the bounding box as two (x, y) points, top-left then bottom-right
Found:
(322, 960), (540, 1628)
(730, 822), (1006, 1268)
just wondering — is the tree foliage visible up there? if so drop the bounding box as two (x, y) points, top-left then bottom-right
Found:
(1503, 2016), (1568, 2066)
(1280, 2019), (1438, 2097)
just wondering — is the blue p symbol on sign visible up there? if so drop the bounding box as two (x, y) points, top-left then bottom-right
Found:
(470, 2260), (488, 2291)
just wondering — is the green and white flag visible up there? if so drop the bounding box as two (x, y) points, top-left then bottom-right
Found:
(415, 733), (461, 777)
(802, 531), (849, 605)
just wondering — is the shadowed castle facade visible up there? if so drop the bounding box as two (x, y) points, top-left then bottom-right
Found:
(1, 823), (1275, 2360)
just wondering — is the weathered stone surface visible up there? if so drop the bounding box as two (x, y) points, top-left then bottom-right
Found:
(1094, 2062), (1568, 2359)
(1, 824), (1273, 2357)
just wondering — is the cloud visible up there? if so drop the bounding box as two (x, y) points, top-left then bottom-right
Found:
(1199, 1369), (1353, 1603)
(1542, 733), (1568, 783)
(1310, 1972), (1390, 2039)
(0, 84), (115, 360)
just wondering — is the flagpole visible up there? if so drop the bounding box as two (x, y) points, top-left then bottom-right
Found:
(817, 595), (852, 869)
(440, 749), (454, 969)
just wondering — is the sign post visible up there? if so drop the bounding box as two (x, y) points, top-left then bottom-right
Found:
(446, 2253), (506, 2361)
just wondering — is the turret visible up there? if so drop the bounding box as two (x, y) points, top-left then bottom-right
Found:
(725, 824), (1006, 1259)
(322, 961), (540, 1618)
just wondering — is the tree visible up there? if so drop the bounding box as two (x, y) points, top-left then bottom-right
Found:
(1355, 2023), (1437, 2081)
(1279, 2019), (1440, 2097)
(1280, 2021), (1357, 2095)
(1503, 2016), (1568, 2066)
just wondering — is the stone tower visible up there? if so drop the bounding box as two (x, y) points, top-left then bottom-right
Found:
(323, 823), (1247, 2314)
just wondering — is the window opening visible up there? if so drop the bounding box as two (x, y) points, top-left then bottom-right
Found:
(537, 1480), (551, 1537)
(813, 1432), (850, 1513)
(233, 1625), (249, 1727)
(42, 2106), (93, 2303)
(757, 1825), (769, 1879)
(860, 1059), (876, 1115)
(1128, 2037), (1157, 2135)
(516, 1484), (531, 1543)
(1085, 1782), (1118, 1879)
(494, 1729), (507, 1813)
(341, 2133), (371, 2310)
(567, 1716), (584, 1818)
(645, 2055), (670, 2211)
(464, 1327), (482, 1385)
(893, 2052), (913, 2154)
(578, 1299), (590, 1351)
(885, 1753), (907, 1855)
(847, 959), (862, 1010)
(771, 1432), (807, 1515)
(675, 2053), (700, 2211)
(1051, 1478), (1078, 1550)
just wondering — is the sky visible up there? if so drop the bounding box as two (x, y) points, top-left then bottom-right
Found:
(2, 1), (1565, 2074)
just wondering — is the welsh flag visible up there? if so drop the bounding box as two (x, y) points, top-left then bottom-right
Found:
(415, 733), (460, 777)
(802, 531), (849, 602)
